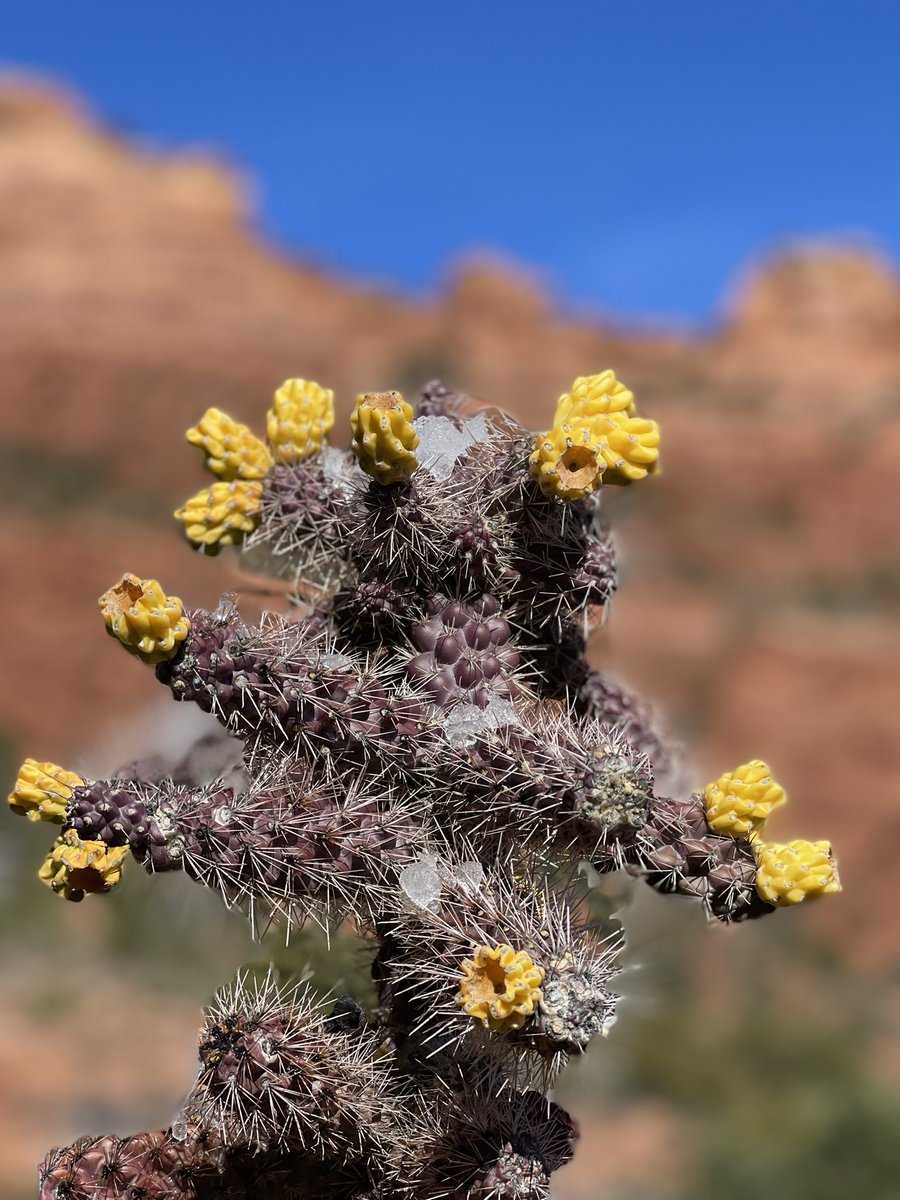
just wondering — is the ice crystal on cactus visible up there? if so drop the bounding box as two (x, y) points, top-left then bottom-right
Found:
(11, 370), (841, 1199)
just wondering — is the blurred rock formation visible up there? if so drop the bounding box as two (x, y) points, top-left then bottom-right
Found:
(0, 75), (897, 968)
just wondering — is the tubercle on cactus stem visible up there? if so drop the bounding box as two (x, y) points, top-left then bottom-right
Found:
(12, 371), (840, 1200)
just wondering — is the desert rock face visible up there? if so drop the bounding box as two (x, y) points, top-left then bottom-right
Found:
(0, 76), (898, 956)
(720, 243), (900, 369)
(0, 73), (897, 1200)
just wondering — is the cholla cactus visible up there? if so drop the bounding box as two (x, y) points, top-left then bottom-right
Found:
(9, 372), (840, 1199)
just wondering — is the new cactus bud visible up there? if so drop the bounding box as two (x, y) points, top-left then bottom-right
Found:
(186, 407), (273, 480)
(99, 573), (191, 663)
(266, 377), (335, 463)
(174, 479), (263, 551)
(8, 759), (83, 823)
(457, 944), (545, 1032)
(350, 390), (419, 484)
(704, 759), (787, 839)
(754, 838), (842, 907)
(38, 830), (127, 902)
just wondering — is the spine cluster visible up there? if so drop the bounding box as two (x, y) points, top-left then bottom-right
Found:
(8, 370), (840, 1200)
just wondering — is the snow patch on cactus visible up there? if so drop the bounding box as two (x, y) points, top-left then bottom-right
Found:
(413, 410), (489, 479)
(443, 696), (520, 747)
(399, 855), (444, 912)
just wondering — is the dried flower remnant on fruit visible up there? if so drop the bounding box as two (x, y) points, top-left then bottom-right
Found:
(8, 759), (83, 823)
(529, 422), (607, 501)
(186, 407), (273, 481)
(39, 830), (127, 902)
(754, 838), (841, 906)
(99, 573), (191, 663)
(351, 390), (419, 484)
(174, 479), (263, 552)
(457, 944), (545, 1032)
(704, 759), (787, 839)
(266, 377), (335, 463)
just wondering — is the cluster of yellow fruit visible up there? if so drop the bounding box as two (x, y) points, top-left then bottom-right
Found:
(173, 371), (660, 555)
(7, 760), (126, 902)
(7, 567), (197, 902)
(704, 760), (840, 907)
(176, 378), (336, 552)
(451, 761), (840, 1037)
(175, 381), (431, 552)
(529, 370), (660, 501)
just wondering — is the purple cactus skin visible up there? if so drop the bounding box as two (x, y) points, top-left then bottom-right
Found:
(407, 594), (522, 710)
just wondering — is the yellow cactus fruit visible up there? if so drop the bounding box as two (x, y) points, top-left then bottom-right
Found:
(8, 759), (83, 823)
(350, 391), (419, 485)
(529, 420), (607, 501)
(266, 378), (336, 463)
(39, 830), (128, 902)
(704, 759), (787, 839)
(456, 943), (545, 1032)
(546, 371), (659, 486)
(600, 411), (661, 484)
(185, 407), (272, 480)
(174, 479), (263, 553)
(99, 573), (191, 664)
(754, 839), (842, 907)
(554, 370), (636, 425)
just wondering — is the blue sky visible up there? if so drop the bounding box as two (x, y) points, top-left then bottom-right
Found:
(1, 1), (897, 323)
